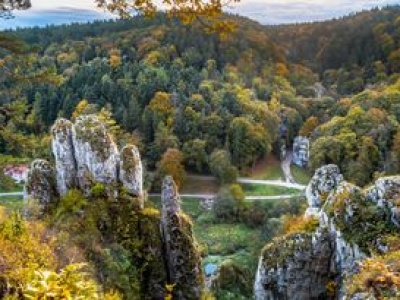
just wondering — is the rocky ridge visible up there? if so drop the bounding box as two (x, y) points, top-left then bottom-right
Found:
(255, 164), (399, 300)
(24, 115), (204, 299)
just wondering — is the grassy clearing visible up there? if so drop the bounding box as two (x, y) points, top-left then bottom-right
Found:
(147, 196), (204, 218)
(0, 196), (24, 212)
(242, 183), (301, 196)
(195, 223), (261, 255)
(0, 184), (23, 193)
(147, 196), (266, 258)
(249, 155), (284, 180)
(291, 165), (312, 185)
(181, 176), (219, 194)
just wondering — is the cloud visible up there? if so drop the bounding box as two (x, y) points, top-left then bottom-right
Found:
(1, 0), (399, 29)
(227, 0), (400, 24)
(0, 8), (114, 30)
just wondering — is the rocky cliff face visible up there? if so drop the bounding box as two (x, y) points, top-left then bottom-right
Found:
(366, 176), (400, 227)
(25, 116), (204, 299)
(305, 164), (343, 216)
(49, 115), (140, 197)
(254, 230), (336, 300)
(51, 118), (77, 196)
(161, 176), (203, 299)
(292, 136), (309, 168)
(255, 164), (398, 300)
(25, 159), (58, 214)
(72, 115), (120, 192)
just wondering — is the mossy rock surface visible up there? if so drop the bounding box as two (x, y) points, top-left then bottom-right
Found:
(74, 115), (115, 161)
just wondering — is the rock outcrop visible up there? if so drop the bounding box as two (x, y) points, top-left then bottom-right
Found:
(51, 118), (77, 196)
(366, 176), (400, 227)
(292, 136), (309, 168)
(161, 176), (203, 299)
(255, 165), (398, 300)
(25, 159), (58, 213)
(305, 164), (343, 215)
(119, 144), (143, 198)
(255, 230), (336, 300)
(25, 116), (204, 299)
(50, 115), (145, 196)
(73, 115), (119, 192)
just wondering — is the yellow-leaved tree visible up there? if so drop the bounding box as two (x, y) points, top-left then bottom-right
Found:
(95, 0), (239, 35)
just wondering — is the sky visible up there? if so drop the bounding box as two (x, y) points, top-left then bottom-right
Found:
(1, 0), (400, 30)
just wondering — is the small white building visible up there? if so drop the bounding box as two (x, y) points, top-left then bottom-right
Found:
(4, 164), (29, 183)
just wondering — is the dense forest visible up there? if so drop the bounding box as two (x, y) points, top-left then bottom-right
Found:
(1, 5), (400, 299)
(267, 6), (400, 94)
(2, 7), (400, 186)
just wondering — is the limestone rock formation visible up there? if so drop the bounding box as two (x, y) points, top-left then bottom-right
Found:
(292, 136), (309, 168)
(25, 117), (205, 299)
(312, 82), (326, 98)
(366, 176), (400, 227)
(305, 164), (343, 215)
(161, 176), (203, 299)
(119, 144), (143, 198)
(72, 115), (119, 192)
(51, 115), (144, 197)
(51, 118), (77, 196)
(25, 159), (58, 213)
(254, 230), (336, 300)
(255, 165), (397, 300)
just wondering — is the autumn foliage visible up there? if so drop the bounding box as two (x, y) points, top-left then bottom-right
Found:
(282, 215), (319, 235)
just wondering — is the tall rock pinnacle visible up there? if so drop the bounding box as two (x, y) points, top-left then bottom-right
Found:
(25, 159), (58, 214)
(161, 176), (203, 299)
(51, 118), (77, 196)
(119, 144), (143, 198)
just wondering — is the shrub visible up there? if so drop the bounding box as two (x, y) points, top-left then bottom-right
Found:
(282, 215), (319, 235)
(55, 189), (87, 219)
(214, 260), (252, 296)
(0, 214), (57, 296)
(91, 182), (106, 197)
(347, 251), (400, 299)
(213, 187), (237, 222)
(22, 263), (112, 299)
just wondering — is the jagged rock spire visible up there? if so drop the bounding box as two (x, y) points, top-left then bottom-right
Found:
(161, 176), (181, 216)
(25, 159), (58, 213)
(161, 176), (203, 299)
(119, 144), (143, 199)
(51, 118), (77, 196)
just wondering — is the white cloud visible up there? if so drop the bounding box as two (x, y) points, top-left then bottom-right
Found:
(30, 0), (100, 11)
(227, 0), (400, 24)
(1, 0), (399, 29)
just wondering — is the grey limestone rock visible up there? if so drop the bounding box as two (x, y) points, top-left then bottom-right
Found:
(161, 176), (203, 299)
(24, 159), (58, 213)
(255, 166), (371, 300)
(305, 164), (343, 214)
(292, 136), (310, 168)
(119, 144), (143, 198)
(254, 230), (336, 300)
(51, 118), (77, 196)
(365, 176), (400, 227)
(72, 115), (119, 192)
